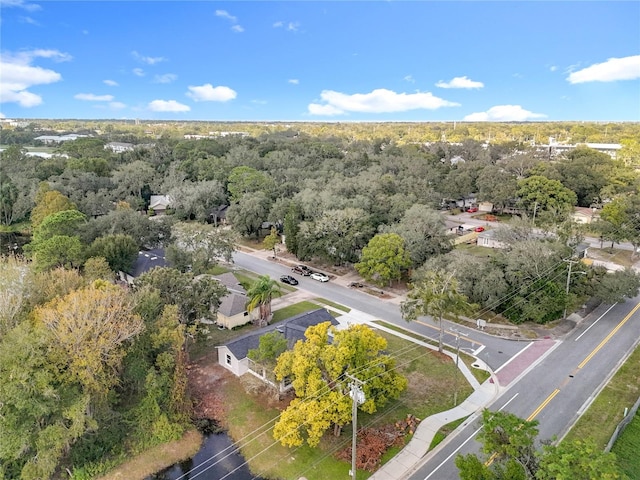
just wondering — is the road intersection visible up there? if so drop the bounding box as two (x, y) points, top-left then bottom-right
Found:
(231, 250), (640, 479)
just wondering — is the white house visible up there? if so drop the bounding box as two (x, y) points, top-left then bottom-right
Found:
(476, 229), (508, 249)
(572, 207), (600, 225)
(148, 195), (172, 215)
(105, 142), (134, 153)
(216, 309), (337, 386)
(214, 273), (253, 329)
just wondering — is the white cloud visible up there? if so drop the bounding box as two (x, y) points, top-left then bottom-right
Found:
(154, 73), (177, 84)
(20, 16), (39, 25)
(0, 0), (41, 12)
(251, 99), (267, 105)
(463, 105), (546, 122)
(567, 55), (640, 84)
(148, 99), (190, 112)
(215, 9), (237, 22)
(273, 20), (300, 32)
(0, 112), (5, 118)
(307, 88), (460, 115)
(186, 83), (237, 102)
(104, 79), (118, 86)
(74, 93), (114, 101)
(273, 21), (283, 28)
(231, 25), (244, 33)
(550, 65), (558, 72)
(132, 68), (145, 77)
(435, 76), (484, 89)
(131, 51), (165, 65)
(288, 79), (299, 85)
(0, 50), (68, 107)
(404, 75), (415, 83)
(109, 101), (126, 110)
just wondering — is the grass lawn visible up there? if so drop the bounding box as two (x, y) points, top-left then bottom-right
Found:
(587, 247), (637, 269)
(612, 410), (640, 479)
(222, 327), (473, 480)
(271, 301), (324, 323)
(95, 429), (203, 480)
(429, 416), (470, 450)
(564, 343), (640, 449)
(313, 297), (351, 313)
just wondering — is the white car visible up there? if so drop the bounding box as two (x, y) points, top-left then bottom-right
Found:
(310, 272), (329, 282)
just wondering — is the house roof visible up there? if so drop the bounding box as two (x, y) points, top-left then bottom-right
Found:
(222, 308), (337, 360)
(132, 248), (167, 277)
(573, 207), (599, 217)
(149, 195), (172, 210)
(218, 292), (248, 317)
(214, 272), (245, 294)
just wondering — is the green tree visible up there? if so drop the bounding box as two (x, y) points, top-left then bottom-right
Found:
(262, 227), (280, 258)
(88, 233), (139, 273)
(30, 190), (77, 228)
(456, 410), (626, 480)
(401, 269), (473, 352)
(284, 203), (302, 256)
(355, 233), (411, 286)
(591, 268), (640, 305)
(166, 222), (235, 274)
(83, 256), (115, 282)
(516, 175), (577, 220)
(0, 171), (19, 225)
(0, 255), (31, 335)
(247, 330), (287, 369)
(314, 207), (373, 265)
(134, 267), (227, 326)
(226, 191), (271, 237)
(537, 439), (627, 480)
(32, 209), (87, 244)
(273, 322), (407, 447)
(227, 165), (274, 202)
(30, 235), (84, 271)
(386, 204), (452, 267)
(246, 275), (281, 327)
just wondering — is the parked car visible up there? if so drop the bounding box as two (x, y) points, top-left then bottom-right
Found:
(466, 206), (478, 213)
(292, 266), (311, 276)
(349, 281), (365, 288)
(474, 226), (485, 232)
(310, 272), (329, 282)
(280, 275), (299, 285)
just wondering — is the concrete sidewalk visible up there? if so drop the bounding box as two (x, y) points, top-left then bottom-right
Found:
(369, 380), (497, 480)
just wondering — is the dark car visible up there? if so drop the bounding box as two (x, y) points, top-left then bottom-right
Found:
(280, 275), (299, 285)
(292, 265), (311, 276)
(349, 281), (365, 288)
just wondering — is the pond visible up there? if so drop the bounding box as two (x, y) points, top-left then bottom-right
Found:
(147, 432), (262, 480)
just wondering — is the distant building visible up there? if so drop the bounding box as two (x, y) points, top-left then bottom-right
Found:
(34, 134), (88, 144)
(105, 142), (134, 153)
(148, 195), (172, 215)
(572, 207), (600, 225)
(536, 137), (622, 159)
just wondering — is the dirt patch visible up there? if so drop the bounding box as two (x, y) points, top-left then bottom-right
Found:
(188, 351), (234, 423)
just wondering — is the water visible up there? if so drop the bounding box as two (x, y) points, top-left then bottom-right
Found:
(147, 432), (262, 480)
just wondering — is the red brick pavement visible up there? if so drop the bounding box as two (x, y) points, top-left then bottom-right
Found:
(495, 339), (557, 386)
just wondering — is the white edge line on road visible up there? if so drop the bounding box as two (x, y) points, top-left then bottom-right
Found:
(493, 342), (535, 374)
(574, 303), (617, 341)
(422, 393), (520, 480)
(473, 345), (486, 356)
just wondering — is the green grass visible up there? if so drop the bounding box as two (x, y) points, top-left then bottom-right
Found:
(206, 264), (231, 275)
(373, 321), (491, 384)
(612, 410), (640, 479)
(313, 297), (351, 313)
(271, 301), (324, 323)
(587, 247), (636, 269)
(429, 416), (469, 450)
(565, 343), (640, 449)
(222, 325), (473, 480)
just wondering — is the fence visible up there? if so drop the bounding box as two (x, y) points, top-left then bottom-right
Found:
(605, 394), (640, 452)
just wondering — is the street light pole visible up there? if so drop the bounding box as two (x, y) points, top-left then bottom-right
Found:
(563, 259), (585, 320)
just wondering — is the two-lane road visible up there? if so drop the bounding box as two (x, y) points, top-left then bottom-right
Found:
(408, 299), (640, 479)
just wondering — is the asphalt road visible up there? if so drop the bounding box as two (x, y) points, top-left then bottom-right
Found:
(232, 251), (527, 371)
(407, 298), (640, 479)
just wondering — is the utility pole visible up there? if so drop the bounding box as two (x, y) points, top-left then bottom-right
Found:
(346, 374), (365, 480)
(563, 258), (585, 320)
(450, 328), (469, 406)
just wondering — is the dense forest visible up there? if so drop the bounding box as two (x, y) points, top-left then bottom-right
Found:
(1, 120), (639, 478)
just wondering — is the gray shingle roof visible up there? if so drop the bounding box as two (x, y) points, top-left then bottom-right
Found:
(218, 292), (248, 317)
(224, 308), (337, 360)
(132, 248), (167, 277)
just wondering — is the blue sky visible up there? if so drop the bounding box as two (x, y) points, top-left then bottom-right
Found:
(1, 1), (639, 122)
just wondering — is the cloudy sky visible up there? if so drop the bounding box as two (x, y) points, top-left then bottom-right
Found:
(1, 1), (639, 121)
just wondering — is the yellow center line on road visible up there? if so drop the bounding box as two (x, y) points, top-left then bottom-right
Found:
(415, 320), (485, 346)
(577, 302), (640, 370)
(526, 388), (560, 422)
(486, 388), (561, 467)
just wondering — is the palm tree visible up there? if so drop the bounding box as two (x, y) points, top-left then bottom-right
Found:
(246, 275), (282, 327)
(401, 269), (473, 352)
